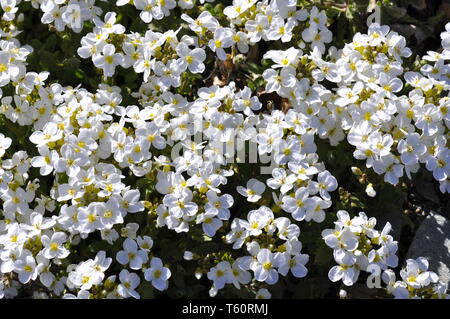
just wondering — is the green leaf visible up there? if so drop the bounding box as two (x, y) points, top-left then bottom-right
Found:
(137, 281), (155, 299)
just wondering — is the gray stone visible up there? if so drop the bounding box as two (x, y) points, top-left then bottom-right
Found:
(406, 212), (450, 284)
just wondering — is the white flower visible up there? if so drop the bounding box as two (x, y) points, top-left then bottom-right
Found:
(400, 258), (439, 289)
(328, 249), (358, 286)
(0, 51), (20, 86)
(0, 133), (11, 158)
(281, 187), (311, 221)
(267, 168), (296, 194)
(323, 227), (359, 252)
(398, 133), (427, 166)
(93, 44), (124, 78)
(97, 199), (124, 229)
(63, 290), (91, 299)
(101, 229), (120, 244)
(276, 252), (309, 278)
(236, 178), (266, 202)
(29, 122), (62, 147)
(14, 253), (38, 284)
(302, 25), (332, 54)
(144, 257), (171, 291)
(263, 47), (301, 68)
(209, 27), (234, 60)
(205, 191), (233, 219)
(246, 206), (273, 236)
(312, 170), (338, 200)
(116, 238), (148, 270)
(426, 149), (449, 182)
(255, 288), (271, 299)
(266, 16), (295, 42)
(207, 261), (232, 290)
(137, 235), (153, 251)
(22, 212), (55, 237)
(121, 189), (145, 213)
(41, 232), (70, 259)
(176, 43), (206, 74)
(31, 146), (59, 176)
(233, 86), (262, 115)
(263, 67), (297, 94)
(304, 196), (331, 223)
(1, 0), (18, 21)
(365, 183), (376, 197)
(196, 211), (223, 237)
(253, 249), (279, 285)
(245, 15), (269, 43)
(229, 261), (251, 289)
(163, 190), (198, 218)
(225, 218), (250, 249)
(94, 12), (125, 34)
(117, 269), (140, 299)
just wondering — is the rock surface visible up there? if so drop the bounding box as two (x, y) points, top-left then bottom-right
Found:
(406, 212), (450, 284)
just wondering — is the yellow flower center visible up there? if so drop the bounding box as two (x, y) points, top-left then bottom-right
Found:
(263, 262), (272, 270)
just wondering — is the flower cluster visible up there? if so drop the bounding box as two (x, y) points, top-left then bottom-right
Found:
(322, 211), (449, 298)
(0, 38), (31, 89)
(116, 0), (177, 23)
(222, 1), (331, 53)
(322, 210), (398, 286)
(382, 257), (449, 299)
(208, 206), (309, 296)
(0, 29), (175, 298)
(0, 0), (448, 299)
(322, 24), (449, 192)
(0, 0), (106, 33)
(114, 237), (171, 298)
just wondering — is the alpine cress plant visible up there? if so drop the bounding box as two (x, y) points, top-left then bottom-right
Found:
(0, 0), (448, 299)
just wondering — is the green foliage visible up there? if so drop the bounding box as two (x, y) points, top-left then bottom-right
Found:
(2, 0), (447, 299)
